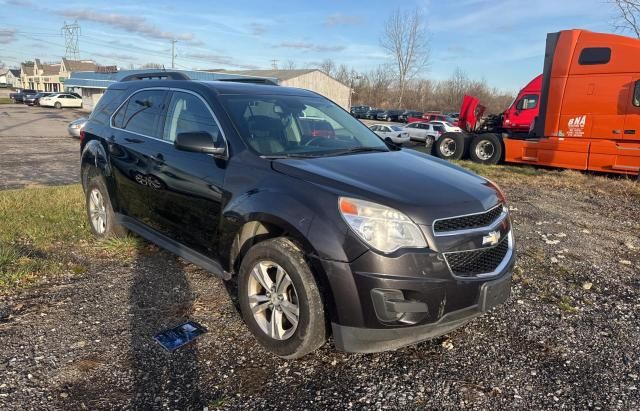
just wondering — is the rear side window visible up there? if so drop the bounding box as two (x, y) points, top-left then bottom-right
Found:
(579, 47), (611, 65)
(116, 89), (167, 137)
(162, 91), (222, 143)
(634, 81), (640, 108)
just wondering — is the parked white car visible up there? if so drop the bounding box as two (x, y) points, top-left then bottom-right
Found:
(403, 122), (444, 142)
(429, 120), (462, 133)
(40, 93), (83, 109)
(368, 124), (410, 145)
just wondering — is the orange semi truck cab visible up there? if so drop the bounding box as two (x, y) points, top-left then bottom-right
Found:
(507, 29), (640, 175)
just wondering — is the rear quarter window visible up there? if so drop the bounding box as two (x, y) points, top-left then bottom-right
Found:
(90, 89), (124, 126)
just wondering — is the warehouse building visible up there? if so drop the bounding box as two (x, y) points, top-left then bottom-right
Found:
(213, 69), (351, 109)
(64, 68), (352, 111)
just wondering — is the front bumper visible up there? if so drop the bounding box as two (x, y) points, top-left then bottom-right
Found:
(331, 272), (511, 353)
(312, 217), (515, 353)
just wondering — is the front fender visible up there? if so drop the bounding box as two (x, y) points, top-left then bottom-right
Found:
(219, 185), (368, 269)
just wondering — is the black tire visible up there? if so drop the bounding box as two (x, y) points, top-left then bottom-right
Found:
(424, 135), (435, 155)
(469, 133), (503, 165)
(238, 237), (327, 359)
(54, 102), (62, 109)
(85, 176), (127, 238)
(435, 132), (468, 160)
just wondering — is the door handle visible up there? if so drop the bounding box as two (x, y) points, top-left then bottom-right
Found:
(612, 130), (622, 135)
(624, 130), (636, 135)
(151, 153), (165, 164)
(125, 137), (144, 143)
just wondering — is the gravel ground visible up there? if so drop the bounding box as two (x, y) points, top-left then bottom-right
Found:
(0, 105), (83, 189)
(1, 169), (638, 410)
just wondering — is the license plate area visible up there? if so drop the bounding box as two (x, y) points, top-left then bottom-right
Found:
(478, 275), (511, 312)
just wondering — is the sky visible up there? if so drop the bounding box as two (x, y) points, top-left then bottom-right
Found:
(0, 0), (627, 91)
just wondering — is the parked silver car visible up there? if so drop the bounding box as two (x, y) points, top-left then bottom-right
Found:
(67, 117), (87, 138)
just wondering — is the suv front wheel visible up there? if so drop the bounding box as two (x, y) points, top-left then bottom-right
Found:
(238, 237), (327, 359)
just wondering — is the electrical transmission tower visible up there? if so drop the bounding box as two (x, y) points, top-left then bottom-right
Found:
(61, 21), (81, 60)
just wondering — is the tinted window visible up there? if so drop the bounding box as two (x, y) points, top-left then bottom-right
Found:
(119, 90), (167, 137)
(579, 47), (611, 65)
(90, 89), (124, 126)
(162, 91), (222, 143)
(634, 81), (640, 108)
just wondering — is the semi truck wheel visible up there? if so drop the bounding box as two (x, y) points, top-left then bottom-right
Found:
(435, 132), (468, 160)
(469, 134), (503, 165)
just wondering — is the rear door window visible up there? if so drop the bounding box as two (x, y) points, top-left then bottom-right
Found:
(119, 89), (167, 137)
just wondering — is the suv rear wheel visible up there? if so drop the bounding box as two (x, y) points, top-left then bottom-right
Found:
(85, 177), (127, 238)
(238, 237), (327, 359)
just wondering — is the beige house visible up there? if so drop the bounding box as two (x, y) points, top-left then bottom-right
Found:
(20, 62), (35, 90)
(213, 69), (352, 109)
(33, 59), (62, 92)
(18, 58), (98, 91)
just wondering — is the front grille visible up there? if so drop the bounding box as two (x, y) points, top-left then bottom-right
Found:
(444, 236), (509, 277)
(434, 204), (504, 233)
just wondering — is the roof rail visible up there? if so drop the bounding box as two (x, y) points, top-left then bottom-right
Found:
(217, 77), (279, 86)
(120, 71), (191, 82)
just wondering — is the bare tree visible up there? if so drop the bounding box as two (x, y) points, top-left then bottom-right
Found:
(612, 0), (640, 38)
(380, 7), (430, 107)
(285, 60), (296, 70)
(317, 58), (336, 76)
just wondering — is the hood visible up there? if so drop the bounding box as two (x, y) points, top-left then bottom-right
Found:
(272, 150), (501, 225)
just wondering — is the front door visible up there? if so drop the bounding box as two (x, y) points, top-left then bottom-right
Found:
(147, 90), (227, 257)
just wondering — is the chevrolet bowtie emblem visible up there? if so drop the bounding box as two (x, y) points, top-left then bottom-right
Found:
(482, 230), (501, 246)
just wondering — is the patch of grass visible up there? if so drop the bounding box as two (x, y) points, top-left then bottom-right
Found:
(99, 235), (143, 258)
(208, 397), (227, 408)
(557, 295), (578, 313)
(0, 184), (89, 291)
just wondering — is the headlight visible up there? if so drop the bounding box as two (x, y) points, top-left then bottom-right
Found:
(339, 197), (427, 253)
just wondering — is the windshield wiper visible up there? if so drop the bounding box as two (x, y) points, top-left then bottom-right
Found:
(329, 147), (389, 156)
(261, 153), (322, 159)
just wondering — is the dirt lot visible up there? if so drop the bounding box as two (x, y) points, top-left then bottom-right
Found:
(0, 104), (84, 189)
(0, 110), (639, 410)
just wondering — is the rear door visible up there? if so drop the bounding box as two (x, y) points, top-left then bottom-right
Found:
(147, 90), (227, 256)
(109, 88), (169, 224)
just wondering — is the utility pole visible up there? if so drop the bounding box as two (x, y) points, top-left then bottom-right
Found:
(61, 21), (81, 60)
(171, 39), (177, 69)
(271, 59), (278, 70)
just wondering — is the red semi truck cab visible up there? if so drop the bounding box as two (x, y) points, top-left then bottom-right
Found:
(457, 74), (542, 135)
(502, 75), (542, 133)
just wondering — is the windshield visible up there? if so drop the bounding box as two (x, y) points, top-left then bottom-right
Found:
(390, 126), (404, 131)
(220, 94), (389, 157)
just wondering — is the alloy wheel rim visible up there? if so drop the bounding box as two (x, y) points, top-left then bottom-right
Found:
(88, 189), (107, 234)
(441, 137), (456, 157)
(248, 261), (299, 341)
(475, 140), (495, 161)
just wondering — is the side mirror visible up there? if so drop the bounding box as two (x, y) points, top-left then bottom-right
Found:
(175, 132), (225, 156)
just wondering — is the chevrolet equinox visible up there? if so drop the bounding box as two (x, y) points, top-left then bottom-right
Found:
(80, 72), (514, 359)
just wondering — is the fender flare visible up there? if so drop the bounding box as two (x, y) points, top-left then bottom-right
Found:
(80, 140), (111, 189)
